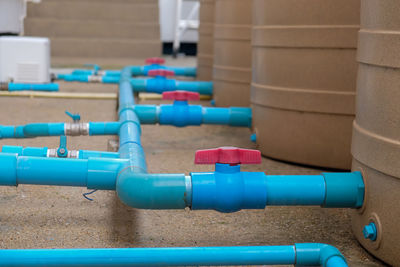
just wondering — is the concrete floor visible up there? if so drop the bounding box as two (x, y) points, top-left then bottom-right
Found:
(0, 57), (387, 266)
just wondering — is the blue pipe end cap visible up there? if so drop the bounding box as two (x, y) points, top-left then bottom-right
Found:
(322, 171), (365, 208)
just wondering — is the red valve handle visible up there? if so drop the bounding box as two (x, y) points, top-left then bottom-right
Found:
(162, 91), (200, 101)
(195, 147), (262, 165)
(148, 69), (175, 77)
(145, 57), (165, 65)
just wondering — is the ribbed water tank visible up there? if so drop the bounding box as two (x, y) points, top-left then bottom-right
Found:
(351, 1), (400, 265)
(197, 0), (215, 81)
(251, 0), (360, 169)
(213, 0), (252, 106)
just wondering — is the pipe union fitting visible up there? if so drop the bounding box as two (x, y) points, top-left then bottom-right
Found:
(88, 76), (103, 83)
(47, 149), (79, 158)
(64, 123), (89, 136)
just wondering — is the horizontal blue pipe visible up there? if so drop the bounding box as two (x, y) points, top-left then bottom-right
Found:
(8, 83), (59, 92)
(0, 151), (364, 211)
(131, 78), (213, 95)
(89, 122), (120, 135)
(265, 175), (326, 206)
(0, 243), (346, 266)
(0, 154), (126, 190)
(191, 167), (364, 212)
(133, 65), (197, 77)
(57, 75), (212, 95)
(1, 146), (48, 157)
(0, 246), (295, 266)
(0, 123), (64, 139)
(0, 106), (251, 139)
(57, 74), (89, 82)
(0, 122), (120, 139)
(79, 150), (119, 159)
(70, 70), (121, 76)
(133, 105), (252, 127)
(1, 146), (119, 159)
(70, 65), (196, 78)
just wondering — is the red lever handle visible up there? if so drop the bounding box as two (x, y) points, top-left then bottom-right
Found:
(162, 91), (200, 101)
(145, 57), (165, 65)
(148, 69), (175, 77)
(195, 147), (262, 165)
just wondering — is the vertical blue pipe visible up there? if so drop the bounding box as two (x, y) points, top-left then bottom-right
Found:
(118, 67), (147, 173)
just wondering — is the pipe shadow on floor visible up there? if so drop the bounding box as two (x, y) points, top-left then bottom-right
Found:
(109, 193), (139, 246)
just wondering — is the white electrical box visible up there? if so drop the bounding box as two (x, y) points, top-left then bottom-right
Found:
(0, 36), (51, 83)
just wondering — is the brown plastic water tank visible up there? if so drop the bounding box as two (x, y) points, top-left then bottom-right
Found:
(351, 1), (400, 265)
(197, 0), (215, 81)
(251, 0), (360, 169)
(213, 0), (252, 106)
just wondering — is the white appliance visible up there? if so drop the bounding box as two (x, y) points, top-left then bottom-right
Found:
(0, 0), (25, 34)
(0, 36), (51, 83)
(0, 0), (41, 35)
(159, 0), (199, 43)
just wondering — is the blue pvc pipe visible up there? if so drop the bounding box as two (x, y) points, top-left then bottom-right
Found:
(57, 74), (212, 95)
(70, 65), (196, 78)
(116, 172), (188, 209)
(0, 246), (295, 266)
(132, 105), (252, 128)
(133, 78), (213, 95)
(23, 123), (65, 137)
(191, 167), (364, 212)
(1, 146), (48, 157)
(79, 150), (119, 159)
(0, 154), (126, 190)
(0, 105), (251, 138)
(265, 175), (326, 206)
(57, 74), (89, 82)
(8, 83), (59, 92)
(101, 76), (120, 84)
(89, 122), (120, 135)
(0, 149), (364, 211)
(71, 70), (121, 77)
(0, 123), (64, 139)
(295, 243), (347, 267)
(117, 66), (147, 173)
(0, 122), (120, 139)
(133, 65), (197, 77)
(0, 243), (347, 267)
(1, 145), (119, 159)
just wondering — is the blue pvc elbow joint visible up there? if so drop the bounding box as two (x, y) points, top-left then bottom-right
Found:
(160, 101), (202, 127)
(295, 243), (347, 267)
(191, 163), (267, 213)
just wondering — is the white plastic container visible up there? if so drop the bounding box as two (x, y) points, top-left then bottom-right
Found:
(0, 36), (50, 83)
(0, 0), (26, 34)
